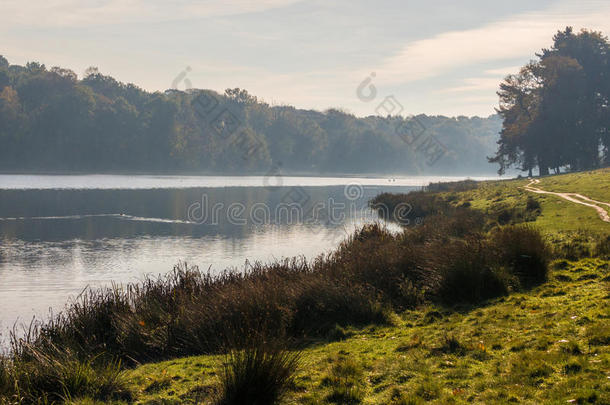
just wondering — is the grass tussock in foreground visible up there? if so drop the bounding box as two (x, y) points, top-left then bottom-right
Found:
(216, 341), (300, 405)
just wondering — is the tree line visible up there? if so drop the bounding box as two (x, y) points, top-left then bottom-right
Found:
(0, 56), (500, 175)
(491, 27), (610, 176)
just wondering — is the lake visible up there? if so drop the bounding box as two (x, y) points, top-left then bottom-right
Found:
(0, 174), (492, 340)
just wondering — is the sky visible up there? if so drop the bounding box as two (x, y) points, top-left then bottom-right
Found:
(1, 0), (609, 117)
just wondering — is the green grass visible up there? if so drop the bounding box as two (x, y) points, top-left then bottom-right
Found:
(454, 168), (610, 234)
(536, 168), (610, 203)
(110, 257), (609, 405)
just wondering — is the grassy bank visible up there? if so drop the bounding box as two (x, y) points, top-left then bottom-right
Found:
(1, 169), (608, 404)
(127, 257), (610, 404)
(441, 168), (610, 235)
(373, 168), (610, 253)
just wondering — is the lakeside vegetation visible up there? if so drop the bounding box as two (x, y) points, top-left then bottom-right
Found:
(129, 256), (610, 405)
(1, 168), (608, 404)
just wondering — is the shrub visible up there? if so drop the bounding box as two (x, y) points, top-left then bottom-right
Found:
(438, 263), (507, 305)
(435, 238), (508, 305)
(369, 192), (452, 223)
(424, 179), (478, 193)
(291, 279), (390, 336)
(526, 196), (541, 211)
(489, 226), (550, 288)
(216, 343), (300, 405)
(414, 208), (485, 238)
(0, 347), (131, 404)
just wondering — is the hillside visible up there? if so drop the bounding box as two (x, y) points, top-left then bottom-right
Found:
(447, 168), (609, 232)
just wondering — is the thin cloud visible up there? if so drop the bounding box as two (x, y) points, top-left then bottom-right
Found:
(484, 66), (524, 76)
(442, 77), (505, 93)
(367, 0), (610, 85)
(0, 0), (303, 27)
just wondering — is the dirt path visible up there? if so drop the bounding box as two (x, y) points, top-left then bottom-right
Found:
(523, 179), (610, 223)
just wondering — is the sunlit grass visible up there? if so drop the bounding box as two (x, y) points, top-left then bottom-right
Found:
(122, 258), (609, 404)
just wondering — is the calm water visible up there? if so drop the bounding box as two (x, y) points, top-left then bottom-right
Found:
(0, 174), (492, 339)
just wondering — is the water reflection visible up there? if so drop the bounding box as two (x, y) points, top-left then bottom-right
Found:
(0, 184), (415, 335)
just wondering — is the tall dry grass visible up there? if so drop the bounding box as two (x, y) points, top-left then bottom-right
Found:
(1, 200), (554, 403)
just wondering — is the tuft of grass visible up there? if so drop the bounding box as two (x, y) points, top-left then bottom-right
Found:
(435, 335), (467, 356)
(508, 352), (555, 386)
(216, 342), (300, 405)
(413, 376), (442, 401)
(0, 346), (132, 404)
(322, 356), (365, 404)
(585, 323), (610, 346)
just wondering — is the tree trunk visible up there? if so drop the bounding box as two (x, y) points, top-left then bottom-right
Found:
(538, 155), (550, 176)
(539, 165), (549, 176)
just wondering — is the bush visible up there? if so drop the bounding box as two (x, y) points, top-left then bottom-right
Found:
(216, 342), (300, 405)
(369, 192), (452, 223)
(291, 278), (390, 336)
(435, 238), (508, 305)
(526, 196), (541, 211)
(425, 179), (478, 193)
(490, 226), (550, 288)
(0, 347), (131, 404)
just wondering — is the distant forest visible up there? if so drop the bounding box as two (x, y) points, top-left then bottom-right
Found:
(0, 56), (502, 175)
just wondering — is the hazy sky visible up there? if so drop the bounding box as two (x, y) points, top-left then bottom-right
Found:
(2, 0), (609, 117)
